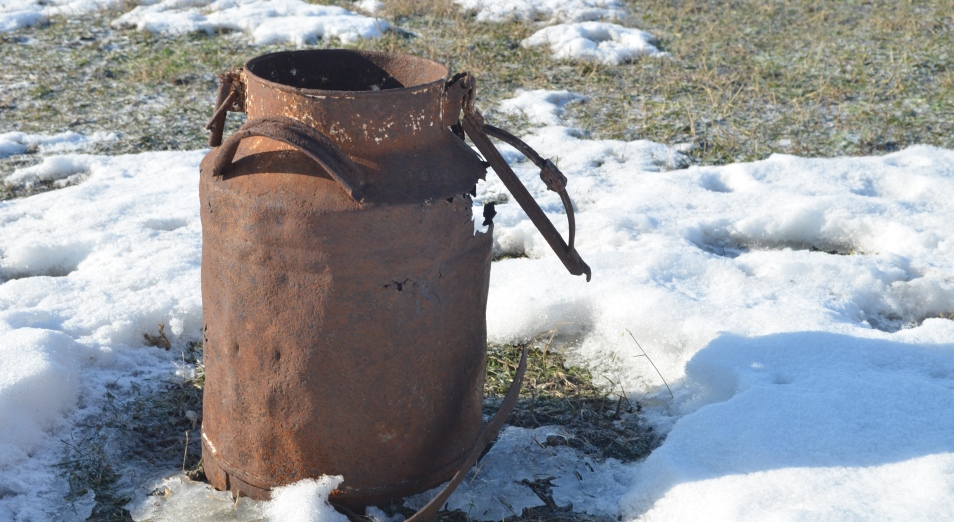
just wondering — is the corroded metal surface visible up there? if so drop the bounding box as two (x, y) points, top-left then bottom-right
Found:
(241, 49), (487, 204)
(199, 49), (589, 511)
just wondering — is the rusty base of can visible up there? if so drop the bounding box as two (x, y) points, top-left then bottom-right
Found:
(202, 436), (465, 506)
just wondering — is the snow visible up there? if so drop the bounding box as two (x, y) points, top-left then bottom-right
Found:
(0, 131), (117, 160)
(496, 89), (587, 126)
(265, 476), (349, 522)
(130, 474), (353, 522)
(452, 0), (625, 23)
(522, 22), (664, 64)
(111, 0), (390, 45)
(623, 330), (954, 521)
(405, 426), (631, 519)
(473, 91), (954, 520)
(0, 150), (203, 518)
(354, 0), (384, 16)
(1, 88), (954, 520)
(0, 0), (120, 32)
(456, 0), (663, 65)
(128, 474), (264, 521)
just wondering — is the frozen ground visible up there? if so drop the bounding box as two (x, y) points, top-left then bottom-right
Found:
(521, 22), (663, 65)
(2, 0), (389, 45)
(0, 131), (117, 161)
(0, 0), (120, 33)
(452, 0), (625, 23)
(1, 89), (953, 520)
(112, 0), (390, 45)
(452, 0), (661, 65)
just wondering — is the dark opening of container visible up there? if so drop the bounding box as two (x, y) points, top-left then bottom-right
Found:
(245, 49), (449, 93)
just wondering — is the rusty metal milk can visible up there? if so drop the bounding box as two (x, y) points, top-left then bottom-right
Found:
(199, 49), (590, 517)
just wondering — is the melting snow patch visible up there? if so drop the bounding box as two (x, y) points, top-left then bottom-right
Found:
(129, 474), (368, 522)
(0, 238), (92, 280)
(354, 0), (384, 16)
(0, 150), (203, 518)
(522, 22), (664, 65)
(2, 87), (954, 519)
(621, 331), (954, 521)
(0, 131), (117, 159)
(112, 0), (390, 45)
(128, 474), (265, 521)
(0, 329), (80, 467)
(405, 426), (630, 520)
(5, 154), (94, 189)
(265, 476), (349, 522)
(497, 89), (588, 126)
(454, 0), (625, 23)
(0, 0), (122, 33)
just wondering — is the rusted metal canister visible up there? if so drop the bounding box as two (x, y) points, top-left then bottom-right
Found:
(199, 49), (589, 510)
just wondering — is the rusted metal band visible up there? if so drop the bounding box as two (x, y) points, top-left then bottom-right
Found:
(329, 344), (529, 522)
(206, 70), (247, 147)
(205, 89), (237, 133)
(481, 125), (578, 255)
(450, 74), (590, 280)
(205, 115), (367, 202)
(201, 432), (276, 492)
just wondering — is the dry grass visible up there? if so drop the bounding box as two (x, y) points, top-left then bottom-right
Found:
(484, 333), (660, 464)
(3, 0), (950, 518)
(362, 0), (954, 163)
(4, 0), (949, 185)
(58, 342), (205, 521)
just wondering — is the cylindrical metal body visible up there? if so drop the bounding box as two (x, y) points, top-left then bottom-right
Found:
(199, 50), (491, 504)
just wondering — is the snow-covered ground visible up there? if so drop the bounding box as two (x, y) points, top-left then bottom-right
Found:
(0, 131), (117, 161)
(2, 87), (953, 520)
(1, 1), (953, 520)
(521, 22), (664, 64)
(2, 0), (389, 46)
(112, 0), (389, 46)
(451, 0), (662, 64)
(452, 0), (625, 23)
(0, 0), (120, 33)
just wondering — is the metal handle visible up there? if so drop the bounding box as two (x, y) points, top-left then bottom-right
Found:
(206, 70), (245, 147)
(448, 74), (591, 281)
(204, 115), (368, 202)
(331, 345), (529, 522)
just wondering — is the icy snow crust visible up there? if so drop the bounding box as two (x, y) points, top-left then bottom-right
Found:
(0, 150), (203, 519)
(0, 131), (117, 160)
(496, 89), (588, 126)
(0, 0), (121, 33)
(1, 90), (954, 519)
(452, 0), (625, 23)
(456, 0), (662, 64)
(112, 0), (390, 45)
(2, 0), (389, 45)
(522, 22), (664, 65)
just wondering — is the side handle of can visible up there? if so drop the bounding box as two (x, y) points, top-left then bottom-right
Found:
(447, 73), (592, 281)
(202, 115), (368, 202)
(206, 69), (246, 147)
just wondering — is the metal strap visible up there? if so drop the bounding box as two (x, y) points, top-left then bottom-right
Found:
(331, 345), (529, 522)
(450, 74), (591, 281)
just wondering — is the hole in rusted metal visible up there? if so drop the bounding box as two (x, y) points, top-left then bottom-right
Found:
(384, 278), (411, 292)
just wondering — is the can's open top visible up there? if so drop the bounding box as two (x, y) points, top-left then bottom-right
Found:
(228, 49), (486, 205)
(245, 49), (449, 94)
